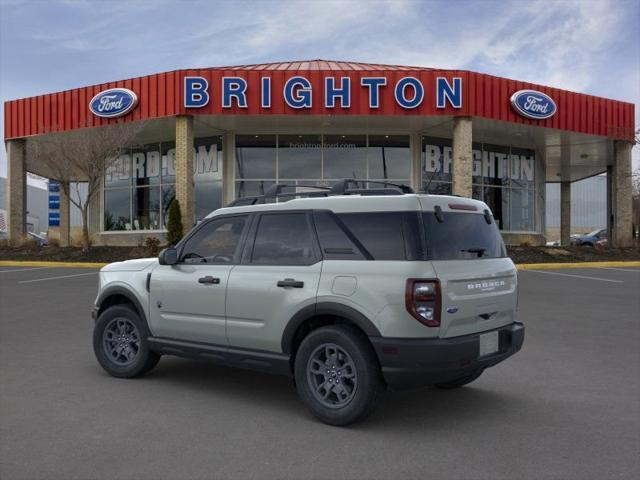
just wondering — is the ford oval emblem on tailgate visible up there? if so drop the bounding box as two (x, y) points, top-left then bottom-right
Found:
(446, 306), (459, 314)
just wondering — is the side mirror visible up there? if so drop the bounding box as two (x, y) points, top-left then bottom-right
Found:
(158, 247), (178, 266)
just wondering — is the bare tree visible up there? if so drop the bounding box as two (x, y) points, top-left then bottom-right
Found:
(27, 121), (144, 250)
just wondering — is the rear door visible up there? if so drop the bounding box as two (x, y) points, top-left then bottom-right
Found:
(226, 211), (322, 353)
(422, 208), (517, 338)
(148, 214), (250, 345)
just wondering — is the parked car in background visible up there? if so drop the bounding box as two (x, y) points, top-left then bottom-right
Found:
(27, 231), (48, 246)
(571, 228), (607, 247)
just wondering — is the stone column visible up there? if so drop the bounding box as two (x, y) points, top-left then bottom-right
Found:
(452, 117), (472, 197)
(410, 133), (422, 192)
(222, 133), (236, 205)
(6, 139), (27, 244)
(175, 115), (194, 234)
(560, 181), (571, 246)
(611, 141), (633, 247)
(59, 182), (70, 247)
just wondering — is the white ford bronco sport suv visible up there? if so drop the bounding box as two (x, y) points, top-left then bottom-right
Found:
(92, 180), (524, 426)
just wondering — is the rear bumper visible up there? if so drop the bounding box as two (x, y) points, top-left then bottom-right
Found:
(370, 322), (524, 390)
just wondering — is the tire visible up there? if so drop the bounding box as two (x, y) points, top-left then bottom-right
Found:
(434, 370), (483, 389)
(294, 325), (384, 426)
(93, 304), (160, 378)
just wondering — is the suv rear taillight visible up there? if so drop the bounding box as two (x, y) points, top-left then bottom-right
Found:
(405, 279), (441, 327)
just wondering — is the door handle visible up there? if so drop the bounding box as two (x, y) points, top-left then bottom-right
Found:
(277, 278), (304, 288)
(198, 276), (220, 285)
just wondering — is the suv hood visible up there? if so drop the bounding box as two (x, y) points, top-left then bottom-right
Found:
(101, 258), (158, 272)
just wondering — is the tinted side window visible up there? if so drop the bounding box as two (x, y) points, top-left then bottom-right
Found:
(251, 213), (317, 265)
(337, 212), (420, 260)
(181, 216), (247, 264)
(313, 211), (366, 260)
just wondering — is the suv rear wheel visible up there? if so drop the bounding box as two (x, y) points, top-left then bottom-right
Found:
(294, 325), (383, 426)
(93, 304), (160, 378)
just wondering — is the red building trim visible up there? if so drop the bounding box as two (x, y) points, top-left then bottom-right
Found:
(3, 62), (635, 141)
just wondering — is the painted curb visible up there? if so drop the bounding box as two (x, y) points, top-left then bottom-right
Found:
(0, 261), (107, 268)
(516, 261), (640, 270)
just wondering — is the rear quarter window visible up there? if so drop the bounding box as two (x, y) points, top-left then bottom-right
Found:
(336, 212), (421, 260)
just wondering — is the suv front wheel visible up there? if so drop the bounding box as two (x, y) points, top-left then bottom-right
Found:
(93, 304), (160, 378)
(294, 325), (383, 426)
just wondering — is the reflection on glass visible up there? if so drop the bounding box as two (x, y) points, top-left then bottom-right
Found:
(323, 135), (366, 179)
(132, 186), (160, 230)
(104, 189), (131, 231)
(194, 136), (222, 183)
(161, 142), (176, 184)
(510, 147), (535, 189)
(161, 185), (176, 227)
(368, 135), (410, 179)
(424, 181), (452, 195)
(196, 181), (223, 221)
(235, 180), (276, 199)
(509, 189), (535, 231)
(131, 144), (161, 187)
(484, 186), (508, 230)
(422, 137), (453, 183)
(278, 134), (322, 179)
(105, 153), (131, 188)
(235, 135), (276, 179)
(483, 144), (510, 187)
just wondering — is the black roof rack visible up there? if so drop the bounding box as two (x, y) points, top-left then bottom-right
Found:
(330, 179), (414, 195)
(224, 179), (414, 207)
(225, 184), (331, 207)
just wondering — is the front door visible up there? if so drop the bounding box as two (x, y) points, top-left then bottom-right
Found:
(226, 211), (322, 352)
(148, 214), (250, 345)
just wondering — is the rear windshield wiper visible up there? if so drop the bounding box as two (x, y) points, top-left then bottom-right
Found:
(461, 247), (487, 258)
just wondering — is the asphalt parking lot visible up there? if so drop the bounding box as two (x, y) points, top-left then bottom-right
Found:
(1, 265), (639, 480)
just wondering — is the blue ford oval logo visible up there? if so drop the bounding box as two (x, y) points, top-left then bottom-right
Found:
(89, 88), (138, 118)
(446, 306), (459, 314)
(510, 89), (556, 120)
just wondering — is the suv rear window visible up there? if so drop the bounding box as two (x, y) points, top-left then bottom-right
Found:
(423, 212), (506, 260)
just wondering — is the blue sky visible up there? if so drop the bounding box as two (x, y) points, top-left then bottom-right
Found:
(1, 0), (638, 178)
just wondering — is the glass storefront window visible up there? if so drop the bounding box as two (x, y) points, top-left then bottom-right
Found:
(235, 180), (276, 199)
(422, 136), (453, 184)
(161, 184), (175, 227)
(235, 135), (276, 179)
(132, 186), (160, 230)
(483, 187), (509, 230)
(161, 142), (176, 184)
(421, 137), (536, 232)
(278, 134), (322, 179)
(132, 143), (161, 187)
(105, 154), (131, 188)
(509, 189), (535, 231)
(104, 188), (131, 231)
(510, 147), (535, 189)
(368, 135), (410, 180)
(104, 136), (224, 231)
(323, 135), (367, 179)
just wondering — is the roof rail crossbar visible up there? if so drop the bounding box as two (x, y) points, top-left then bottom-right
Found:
(225, 184), (331, 207)
(263, 184), (331, 197)
(330, 179), (414, 195)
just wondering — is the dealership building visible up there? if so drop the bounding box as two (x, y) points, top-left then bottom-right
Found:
(3, 60), (635, 246)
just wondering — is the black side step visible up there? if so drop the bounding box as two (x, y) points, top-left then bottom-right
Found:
(147, 337), (292, 377)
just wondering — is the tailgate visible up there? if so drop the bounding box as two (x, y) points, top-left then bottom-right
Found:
(432, 258), (517, 338)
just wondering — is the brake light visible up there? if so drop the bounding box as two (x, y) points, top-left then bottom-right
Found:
(405, 279), (441, 327)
